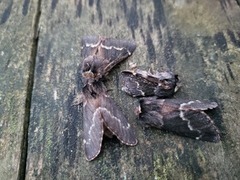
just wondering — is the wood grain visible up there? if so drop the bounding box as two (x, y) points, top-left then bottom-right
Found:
(1, 0), (238, 179)
(0, 0), (39, 179)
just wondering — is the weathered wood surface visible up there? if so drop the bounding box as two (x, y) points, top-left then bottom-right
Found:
(27, 0), (240, 179)
(0, 0), (39, 179)
(0, 0), (239, 179)
(25, 0), (240, 179)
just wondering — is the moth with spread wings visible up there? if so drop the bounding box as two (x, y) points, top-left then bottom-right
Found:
(80, 36), (138, 161)
(137, 97), (220, 142)
(121, 68), (178, 98)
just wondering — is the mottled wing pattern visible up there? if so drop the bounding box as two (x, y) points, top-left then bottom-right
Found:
(121, 71), (156, 97)
(100, 38), (136, 61)
(99, 38), (136, 74)
(81, 36), (137, 78)
(99, 94), (138, 146)
(177, 110), (220, 142)
(121, 69), (178, 98)
(81, 36), (136, 62)
(138, 98), (220, 142)
(178, 100), (218, 111)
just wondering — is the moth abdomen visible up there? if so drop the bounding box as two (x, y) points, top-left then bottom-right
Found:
(80, 35), (138, 161)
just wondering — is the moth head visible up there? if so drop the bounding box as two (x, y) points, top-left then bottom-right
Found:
(155, 71), (177, 82)
(153, 72), (178, 95)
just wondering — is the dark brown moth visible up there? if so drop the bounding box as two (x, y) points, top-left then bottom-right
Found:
(121, 68), (178, 98)
(137, 97), (220, 142)
(80, 36), (138, 161)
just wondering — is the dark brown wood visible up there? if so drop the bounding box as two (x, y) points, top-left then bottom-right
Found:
(23, 0), (240, 179)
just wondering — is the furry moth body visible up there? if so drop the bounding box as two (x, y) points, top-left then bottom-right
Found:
(137, 97), (220, 142)
(80, 36), (137, 161)
(121, 69), (178, 98)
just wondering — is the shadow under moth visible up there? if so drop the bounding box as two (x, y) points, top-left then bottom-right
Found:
(137, 97), (220, 142)
(80, 36), (138, 161)
(120, 68), (220, 142)
(121, 68), (178, 98)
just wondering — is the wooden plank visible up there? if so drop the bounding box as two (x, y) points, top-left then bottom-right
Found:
(26, 0), (240, 179)
(0, 0), (39, 179)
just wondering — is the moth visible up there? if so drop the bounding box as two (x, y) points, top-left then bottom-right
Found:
(137, 97), (220, 142)
(81, 36), (136, 83)
(121, 68), (178, 98)
(79, 36), (138, 161)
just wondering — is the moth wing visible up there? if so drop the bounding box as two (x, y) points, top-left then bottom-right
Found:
(120, 71), (156, 97)
(180, 110), (220, 142)
(100, 38), (136, 61)
(99, 95), (138, 146)
(81, 36), (100, 58)
(162, 110), (220, 142)
(99, 38), (136, 73)
(161, 99), (220, 142)
(139, 98), (220, 142)
(83, 99), (104, 161)
(178, 100), (218, 111)
(139, 110), (164, 129)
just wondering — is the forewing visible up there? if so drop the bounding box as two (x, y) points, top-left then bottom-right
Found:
(83, 98), (104, 161)
(81, 36), (100, 58)
(99, 94), (138, 146)
(100, 38), (136, 60)
(162, 100), (220, 142)
(139, 110), (164, 129)
(99, 38), (136, 73)
(138, 98), (220, 142)
(178, 100), (218, 111)
(178, 110), (220, 142)
(120, 70), (177, 98)
(120, 71), (156, 97)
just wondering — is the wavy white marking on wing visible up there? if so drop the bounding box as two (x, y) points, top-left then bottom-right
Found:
(97, 107), (136, 145)
(179, 110), (194, 131)
(100, 44), (132, 55)
(85, 41), (101, 48)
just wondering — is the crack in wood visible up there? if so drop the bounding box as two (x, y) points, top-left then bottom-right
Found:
(17, 0), (42, 179)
